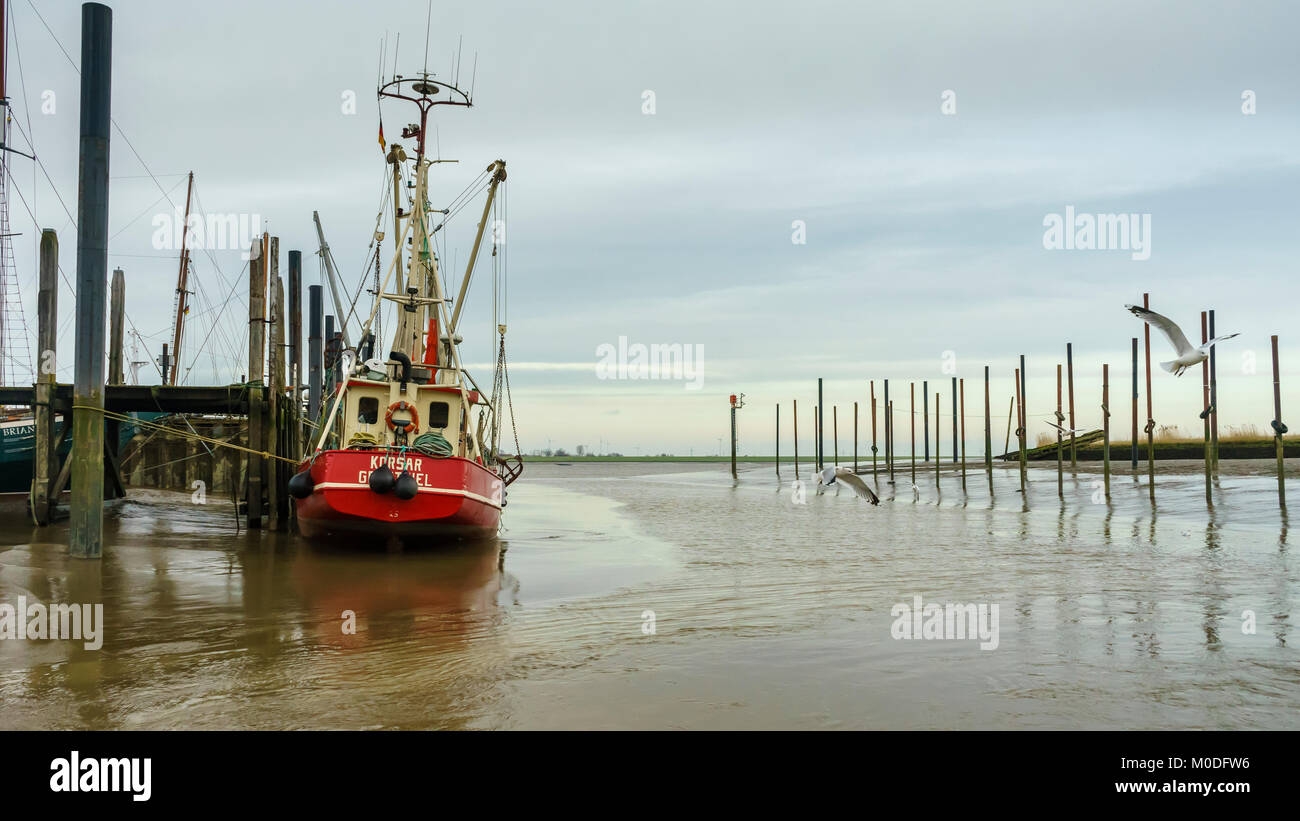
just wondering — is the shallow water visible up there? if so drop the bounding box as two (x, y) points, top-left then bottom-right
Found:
(0, 460), (1295, 729)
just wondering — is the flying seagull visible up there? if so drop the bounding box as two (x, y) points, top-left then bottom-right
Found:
(1125, 304), (1239, 376)
(816, 466), (880, 505)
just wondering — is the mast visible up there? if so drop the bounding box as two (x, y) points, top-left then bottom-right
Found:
(312, 211), (353, 349)
(167, 170), (194, 384)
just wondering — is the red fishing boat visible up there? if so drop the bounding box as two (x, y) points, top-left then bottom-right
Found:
(290, 66), (522, 546)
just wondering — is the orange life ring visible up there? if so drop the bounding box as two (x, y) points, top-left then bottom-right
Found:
(385, 400), (420, 434)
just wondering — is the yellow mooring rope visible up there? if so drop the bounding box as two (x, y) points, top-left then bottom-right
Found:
(72, 404), (301, 465)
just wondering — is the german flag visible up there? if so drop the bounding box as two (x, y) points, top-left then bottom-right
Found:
(379, 118), (386, 152)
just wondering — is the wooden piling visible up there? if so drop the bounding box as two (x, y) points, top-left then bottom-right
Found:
(775, 404), (779, 477)
(984, 366), (992, 492)
(817, 378), (824, 471)
(1200, 311), (1211, 505)
(105, 269), (125, 496)
(246, 238), (266, 528)
(853, 401), (858, 473)
(959, 378), (966, 490)
(1271, 335), (1286, 509)
(1209, 309), (1219, 475)
(32, 230), (58, 525)
(1103, 364), (1111, 499)
(1143, 293), (1155, 499)
(1015, 367), (1026, 494)
(1131, 337), (1139, 470)
(888, 400), (894, 483)
(288, 249), (303, 456)
(69, 2), (113, 559)
(1055, 364), (1063, 499)
(1066, 342), (1076, 469)
(271, 265), (287, 530)
(951, 377), (958, 464)
(307, 284), (323, 421)
(883, 379), (891, 479)
(934, 391), (940, 488)
(922, 380), (929, 463)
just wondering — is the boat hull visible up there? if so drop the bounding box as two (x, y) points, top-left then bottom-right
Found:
(294, 449), (503, 546)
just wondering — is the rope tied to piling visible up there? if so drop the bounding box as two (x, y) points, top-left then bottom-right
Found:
(1273, 419), (1288, 435)
(1144, 418), (1156, 435)
(72, 404), (300, 465)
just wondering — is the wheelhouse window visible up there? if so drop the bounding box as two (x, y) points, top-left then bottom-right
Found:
(357, 397), (379, 424)
(427, 400), (450, 429)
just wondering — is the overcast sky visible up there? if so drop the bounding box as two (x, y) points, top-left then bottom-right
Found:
(7, 0), (1300, 455)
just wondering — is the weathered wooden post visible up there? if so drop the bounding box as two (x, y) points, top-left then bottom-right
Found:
(1209, 309), (1220, 475)
(1055, 364), (1063, 499)
(271, 267), (287, 530)
(108, 269), (124, 384)
(1143, 293), (1155, 499)
(289, 249), (303, 456)
(934, 391), (940, 488)
(922, 380), (929, 463)
(775, 403), (779, 477)
(951, 377), (958, 464)
(1103, 364), (1111, 499)
(1131, 337), (1139, 470)
(812, 405), (818, 472)
(1015, 367), (1026, 494)
(959, 377), (967, 490)
(853, 401), (858, 473)
(1199, 312), (1212, 505)
(105, 268), (125, 495)
(730, 395), (737, 480)
(817, 378), (824, 471)
(887, 400), (894, 483)
(883, 379), (891, 479)
(246, 237), (266, 528)
(1066, 342), (1076, 469)
(69, 2), (112, 559)
(308, 284), (323, 420)
(33, 230), (59, 525)
(984, 366), (993, 492)
(1271, 335), (1285, 509)
(1019, 355), (1029, 493)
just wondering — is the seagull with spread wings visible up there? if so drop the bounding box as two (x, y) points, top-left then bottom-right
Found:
(816, 466), (880, 505)
(1125, 304), (1239, 377)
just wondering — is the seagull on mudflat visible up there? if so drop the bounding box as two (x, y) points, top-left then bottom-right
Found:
(1125, 304), (1239, 377)
(816, 466), (880, 505)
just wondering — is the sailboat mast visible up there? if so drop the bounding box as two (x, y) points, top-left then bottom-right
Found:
(167, 170), (194, 385)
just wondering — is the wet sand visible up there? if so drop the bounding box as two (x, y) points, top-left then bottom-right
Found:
(0, 459), (1296, 729)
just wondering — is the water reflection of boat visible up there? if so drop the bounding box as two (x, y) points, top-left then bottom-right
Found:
(290, 540), (504, 640)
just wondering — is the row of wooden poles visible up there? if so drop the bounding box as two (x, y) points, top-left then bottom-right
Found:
(770, 297), (1287, 508)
